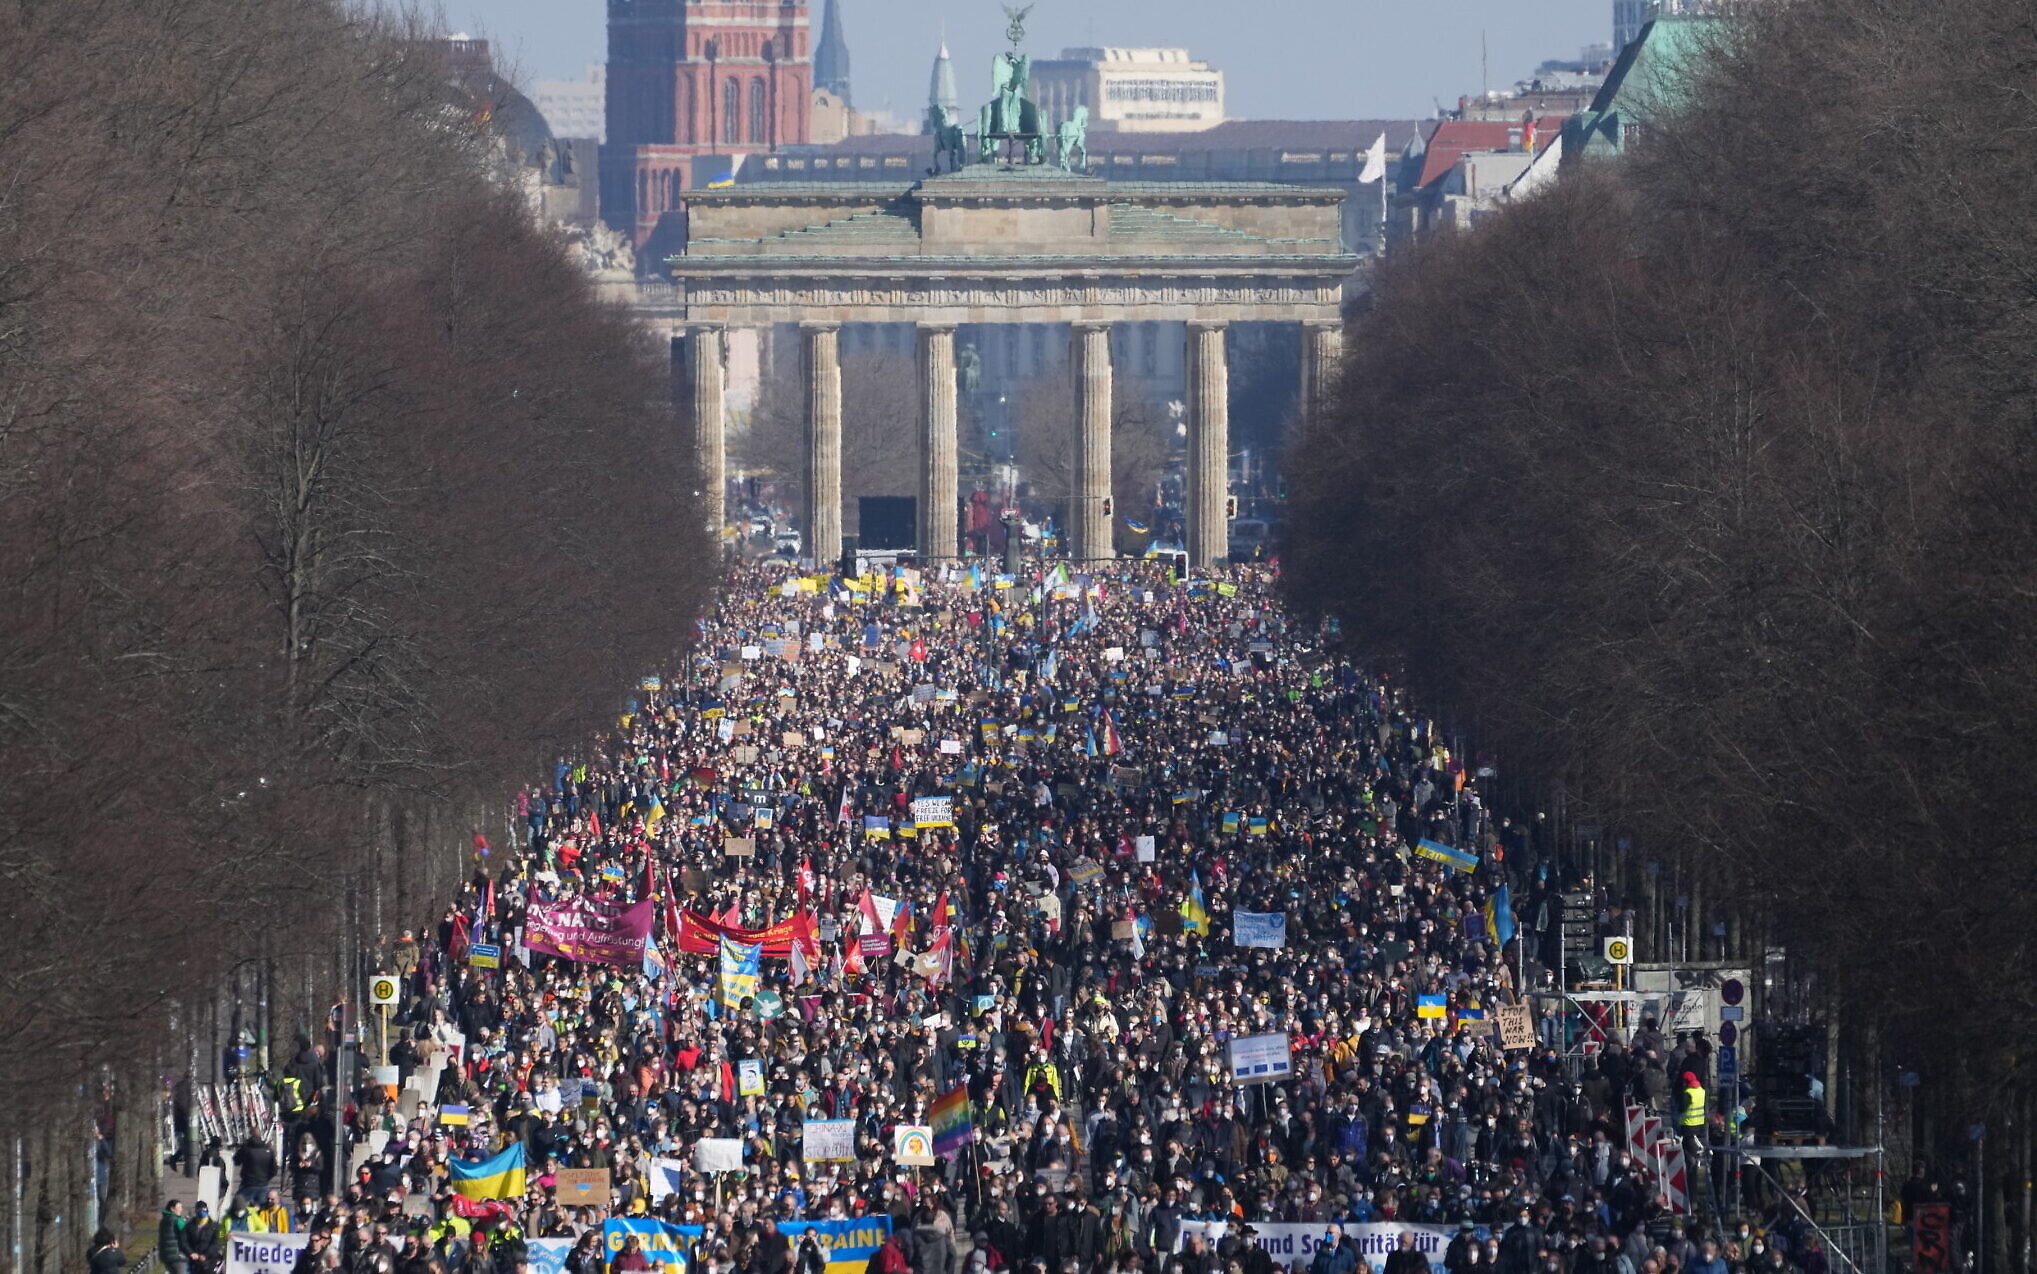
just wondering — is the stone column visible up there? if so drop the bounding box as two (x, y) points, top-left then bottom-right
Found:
(1186, 321), (1230, 567)
(917, 324), (959, 559)
(1071, 323), (1114, 562)
(1298, 320), (1345, 435)
(686, 324), (728, 539)
(803, 323), (843, 566)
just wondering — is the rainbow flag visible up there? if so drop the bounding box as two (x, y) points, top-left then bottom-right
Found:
(447, 1142), (526, 1200)
(931, 1085), (973, 1157)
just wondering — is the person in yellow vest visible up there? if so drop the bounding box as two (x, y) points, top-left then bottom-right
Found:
(1679, 1072), (1708, 1135)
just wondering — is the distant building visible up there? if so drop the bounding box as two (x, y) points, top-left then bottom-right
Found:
(1030, 47), (1225, 134)
(600, 0), (816, 249)
(1565, 14), (1717, 160)
(1390, 115), (1563, 239)
(435, 40), (597, 227)
(534, 64), (606, 143)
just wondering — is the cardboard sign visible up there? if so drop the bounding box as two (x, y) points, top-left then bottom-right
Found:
(724, 837), (757, 858)
(901, 729), (925, 745)
(1496, 1004), (1535, 1051)
(732, 745), (760, 764)
(553, 1168), (610, 1202)
(1111, 920), (1135, 940)
(782, 731), (805, 747)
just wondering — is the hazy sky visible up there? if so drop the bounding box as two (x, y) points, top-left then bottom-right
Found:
(451, 0), (1613, 123)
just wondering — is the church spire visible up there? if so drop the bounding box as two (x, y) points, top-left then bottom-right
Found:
(928, 41), (958, 120)
(814, 0), (852, 105)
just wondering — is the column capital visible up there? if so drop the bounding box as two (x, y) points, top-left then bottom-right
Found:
(799, 320), (842, 333)
(914, 321), (958, 333)
(686, 320), (726, 333)
(1186, 319), (1230, 334)
(1300, 319), (1343, 332)
(1071, 320), (1113, 333)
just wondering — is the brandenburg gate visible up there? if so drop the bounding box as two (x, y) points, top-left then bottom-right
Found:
(666, 40), (1353, 565)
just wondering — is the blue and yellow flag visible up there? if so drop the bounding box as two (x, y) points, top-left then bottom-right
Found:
(1484, 883), (1516, 946)
(720, 935), (761, 1008)
(1416, 994), (1448, 1020)
(1414, 837), (1479, 873)
(1181, 871), (1211, 936)
(447, 1142), (526, 1200)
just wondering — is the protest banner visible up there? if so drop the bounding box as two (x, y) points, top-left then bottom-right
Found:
(695, 1137), (745, 1173)
(911, 796), (954, 828)
(227, 1234), (309, 1274)
(665, 1218), (891, 1274)
(1177, 1223), (1455, 1274)
(528, 1240), (573, 1274)
(724, 836), (756, 858)
(802, 1117), (856, 1162)
(524, 898), (654, 967)
(1135, 835), (1156, 862)
(602, 1220), (686, 1274)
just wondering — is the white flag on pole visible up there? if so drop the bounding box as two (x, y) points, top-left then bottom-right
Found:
(1359, 132), (1388, 183)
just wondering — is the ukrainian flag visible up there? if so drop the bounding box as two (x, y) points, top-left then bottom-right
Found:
(720, 935), (761, 1007)
(645, 798), (666, 832)
(1484, 883), (1516, 946)
(1181, 871), (1211, 936)
(438, 1103), (471, 1126)
(447, 1142), (526, 1201)
(704, 153), (744, 188)
(1416, 994), (1448, 1020)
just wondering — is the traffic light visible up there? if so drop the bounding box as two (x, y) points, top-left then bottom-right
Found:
(1225, 495), (1238, 520)
(1100, 495), (1114, 519)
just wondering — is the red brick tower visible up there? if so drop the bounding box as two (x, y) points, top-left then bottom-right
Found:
(602, 0), (814, 249)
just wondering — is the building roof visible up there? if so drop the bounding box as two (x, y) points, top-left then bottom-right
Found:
(768, 119), (1425, 160)
(1565, 14), (1719, 160)
(1413, 119), (1557, 188)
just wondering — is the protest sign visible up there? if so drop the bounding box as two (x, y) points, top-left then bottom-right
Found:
(1497, 1003), (1535, 1051)
(1233, 911), (1287, 949)
(552, 1168), (609, 1203)
(1226, 1031), (1294, 1085)
(695, 1137), (745, 1173)
(802, 1117), (856, 1162)
(724, 837), (756, 858)
(893, 1124), (936, 1166)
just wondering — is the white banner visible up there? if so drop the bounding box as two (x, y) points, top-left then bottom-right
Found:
(694, 1138), (744, 1174)
(1178, 1222), (1455, 1274)
(226, 1234), (309, 1274)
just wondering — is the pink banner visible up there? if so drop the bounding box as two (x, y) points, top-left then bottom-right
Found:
(524, 897), (654, 965)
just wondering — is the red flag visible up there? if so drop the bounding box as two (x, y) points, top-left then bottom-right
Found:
(909, 638), (928, 662)
(589, 807), (601, 837)
(931, 891), (952, 929)
(890, 899), (915, 941)
(718, 899), (742, 928)
(797, 858), (816, 907)
(857, 888), (880, 935)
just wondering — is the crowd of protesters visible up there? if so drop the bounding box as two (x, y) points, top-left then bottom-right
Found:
(158, 561), (1839, 1274)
